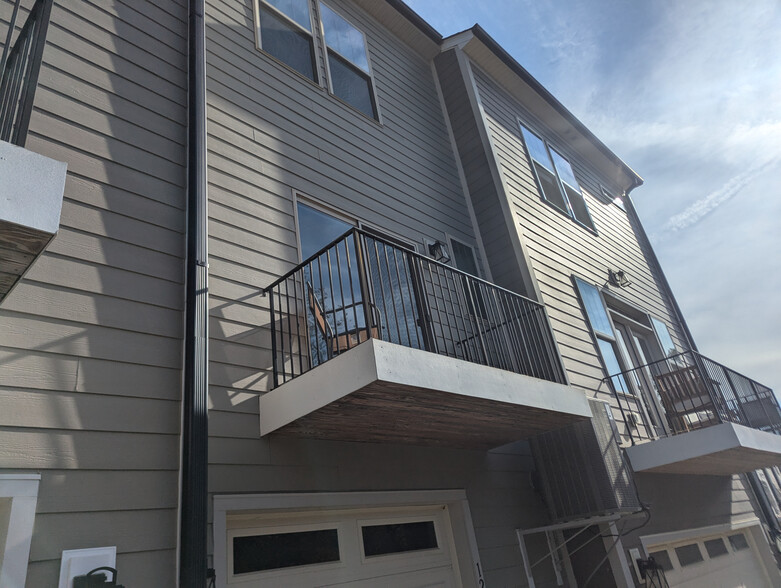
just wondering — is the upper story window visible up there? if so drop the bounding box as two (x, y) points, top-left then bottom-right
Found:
(319, 2), (378, 119)
(520, 124), (595, 231)
(257, 0), (318, 81)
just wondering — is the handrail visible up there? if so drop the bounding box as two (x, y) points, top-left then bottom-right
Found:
(602, 349), (781, 444)
(0, 0), (53, 146)
(266, 227), (566, 388)
(265, 227), (544, 309)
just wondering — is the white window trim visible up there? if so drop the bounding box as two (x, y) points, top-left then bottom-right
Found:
(317, 1), (383, 122)
(213, 490), (483, 588)
(0, 473), (40, 588)
(252, 0), (320, 84)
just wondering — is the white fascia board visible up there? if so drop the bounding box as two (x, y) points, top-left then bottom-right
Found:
(625, 423), (781, 473)
(260, 339), (591, 435)
(0, 140), (67, 234)
(370, 339), (589, 416)
(259, 339), (380, 435)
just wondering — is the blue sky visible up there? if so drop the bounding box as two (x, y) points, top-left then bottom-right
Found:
(406, 0), (781, 392)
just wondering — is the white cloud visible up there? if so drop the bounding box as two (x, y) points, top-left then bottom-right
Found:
(660, 157), (779, 233)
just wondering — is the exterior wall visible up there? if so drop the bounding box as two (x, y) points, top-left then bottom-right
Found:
(471, 64), (686, 398)
(468, 56), (760, 569)
(203, 1), (550, 586)
(0, 1), (187, 586)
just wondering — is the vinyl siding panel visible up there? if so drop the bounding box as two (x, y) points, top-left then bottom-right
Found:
(470, 62), (759, 542)
(472, 65), (687, 399)
(203, 3), (547, 586)
(433, 49), (528, 295)
(0, 1), (187, 585)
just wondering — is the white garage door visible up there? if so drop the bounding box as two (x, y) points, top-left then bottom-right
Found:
(647, 528), (772, 588)
(226, 505), (460, 587)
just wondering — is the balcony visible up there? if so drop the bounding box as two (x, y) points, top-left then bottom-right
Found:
(606, 351), (781, 475)
(260, 228), (591, 448)
(0, 0), (65, 304)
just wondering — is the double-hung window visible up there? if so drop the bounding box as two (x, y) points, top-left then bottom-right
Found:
(520, 124), (595, 230)
(319, 2), (378, 119)
(256, 0), (318, 81)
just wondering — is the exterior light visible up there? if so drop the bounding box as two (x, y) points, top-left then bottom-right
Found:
(428, 240), (451, 264)
(608, 269), (631, 288)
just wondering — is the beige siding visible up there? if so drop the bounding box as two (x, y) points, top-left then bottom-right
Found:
(0, 1), (187, 585)
(470, 60), (759, 549)
(472, 65), (687, 397)
(202, 2), (552, 586)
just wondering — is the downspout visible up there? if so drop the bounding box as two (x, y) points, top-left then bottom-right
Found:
(180, 0), (209, 585)
(623, 178), (699, 352)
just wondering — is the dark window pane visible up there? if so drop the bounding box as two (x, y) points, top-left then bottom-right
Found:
(328, 52), (376, 118)
(233, 529), (340, 574)
(649, 550), (673, 572)
(565, 186), (594, 229)
(451, 240), (478, 276)
(296, 202), (353, 259)
(674, 543), (703, 566)
(260, 6), (316, 81)
(535, 164), (568, 213)
(728, 533), (749, 551)
(362, 521), (437, 557)
(704, 538), (728, 558)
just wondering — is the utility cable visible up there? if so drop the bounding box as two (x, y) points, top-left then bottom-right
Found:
(582, 504), (651, 588)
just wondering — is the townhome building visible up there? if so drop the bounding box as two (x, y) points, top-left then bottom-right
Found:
(1, 0), (780, 587)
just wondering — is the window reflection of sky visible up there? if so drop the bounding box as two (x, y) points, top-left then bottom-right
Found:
(320, 2), (370, 72)
(297, 202), (352, 259)
(266, 0), (312, 30)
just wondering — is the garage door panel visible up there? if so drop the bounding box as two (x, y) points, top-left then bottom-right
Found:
(321, 564), (457, 588)
(226, 506), (459, 587)
(648, 528), (772, 588)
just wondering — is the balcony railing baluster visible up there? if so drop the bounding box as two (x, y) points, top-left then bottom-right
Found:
(604, 350), (781, 444)
(0, 0), (53, 146)
(265, 228), (565, 388)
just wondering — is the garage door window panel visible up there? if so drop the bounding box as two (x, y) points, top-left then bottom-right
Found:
(674, 543), (704, 566)
(704, 538), (728, 558)
(361, 520), (438, 557)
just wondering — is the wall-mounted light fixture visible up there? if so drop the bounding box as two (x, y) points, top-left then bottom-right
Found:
(608, 269), (631, 288)
(427, 239), (451, 264)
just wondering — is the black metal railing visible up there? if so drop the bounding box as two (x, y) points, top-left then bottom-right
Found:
(605, 350), (781, 444)
(0, 0), (53, 145)
(266, 228), (566, 388)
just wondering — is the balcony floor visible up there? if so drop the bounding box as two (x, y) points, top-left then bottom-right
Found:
(260, 339), (592, 449)
(625, 423), (781, 475)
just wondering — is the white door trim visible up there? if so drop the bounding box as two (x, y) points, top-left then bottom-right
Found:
(0, 473), (40, 588)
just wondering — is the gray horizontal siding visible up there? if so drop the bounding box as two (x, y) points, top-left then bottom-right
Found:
(472, 65), (687, 399)
(0, 0), (187, 585)
(202, 3), (549, 587)
(434, 49), (528, 296)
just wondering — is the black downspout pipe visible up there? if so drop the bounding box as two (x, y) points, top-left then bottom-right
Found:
(180, 0), (208, 585)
